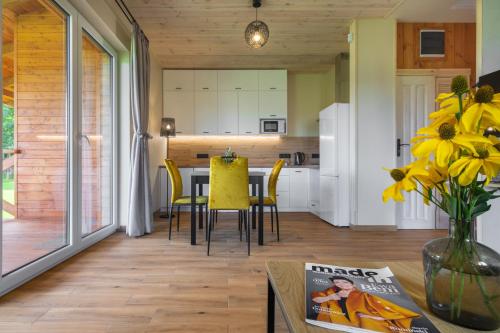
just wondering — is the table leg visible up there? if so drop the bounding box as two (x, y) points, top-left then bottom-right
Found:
(267, 278), (275, 333)
(191, 176), (196, 245)
(252, 183), (256, 229)
(198, 183), (203, 229)
(258, 176), (264, 245)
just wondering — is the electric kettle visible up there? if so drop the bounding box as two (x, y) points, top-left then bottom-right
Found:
(294, 152), (306, 165)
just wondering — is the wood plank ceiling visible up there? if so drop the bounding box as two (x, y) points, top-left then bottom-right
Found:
(124, 0), (403, 71)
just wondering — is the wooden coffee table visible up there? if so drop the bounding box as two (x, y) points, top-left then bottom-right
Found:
(266, 261), (492, 333)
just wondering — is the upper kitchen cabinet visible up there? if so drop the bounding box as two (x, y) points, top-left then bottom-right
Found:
(259, 90), (287, 118)
(163, 70), (194, 91)
(218, 91), (239, 135)
(163, 91), (194, 135)
(194, 91), (218, 135)
(238, 91), (259, 135)
(218, 70), (259, 91)
(258, 70), (287, 91)
(194, 70), (218, 91)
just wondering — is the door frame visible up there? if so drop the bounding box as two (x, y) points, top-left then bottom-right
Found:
(0, 0), (119, 296)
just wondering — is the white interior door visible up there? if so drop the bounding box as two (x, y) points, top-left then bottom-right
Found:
(396, 75), (437, 229)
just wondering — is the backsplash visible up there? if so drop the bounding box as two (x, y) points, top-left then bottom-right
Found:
(167, 136), (319, 167)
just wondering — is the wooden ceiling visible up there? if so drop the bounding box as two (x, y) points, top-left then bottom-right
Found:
(124, 0), (403, 71)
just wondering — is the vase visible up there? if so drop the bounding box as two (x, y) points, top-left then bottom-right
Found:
(423, 219), (500, 330)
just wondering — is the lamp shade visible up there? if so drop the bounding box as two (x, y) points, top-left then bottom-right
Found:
(160, 117), (176, 137)
(245, 20), (269, 48)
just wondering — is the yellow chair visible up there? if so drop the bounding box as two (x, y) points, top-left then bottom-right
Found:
(208, 156), (250, 255)
(250, 159), (285, 241)
(164, 159), (208, 240)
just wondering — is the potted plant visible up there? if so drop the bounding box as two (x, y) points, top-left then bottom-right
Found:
(383, 76), (500, 330)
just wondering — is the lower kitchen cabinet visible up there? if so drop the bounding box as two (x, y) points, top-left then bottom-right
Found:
(289, 168), (309, 209)
(309, 168), (320, 216)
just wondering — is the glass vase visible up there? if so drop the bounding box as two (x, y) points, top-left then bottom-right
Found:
(423, 219), (500, 330)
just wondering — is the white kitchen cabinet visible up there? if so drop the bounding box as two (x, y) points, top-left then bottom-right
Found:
(195, 70), (218, 91)
(238, 91), (259, 135)
(163, 70), (194, 91)
(259, 90), (287, 119)
(259, 70), (287, 91)
(218, 91), (239, 135)
(289, 168), (309, 209)
(195, 91), (218, 135)
(309, 168), (320, 216)
(163, 91), (194, 135)
(218, 70), (259, 91)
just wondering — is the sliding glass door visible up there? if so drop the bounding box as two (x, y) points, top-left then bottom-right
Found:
(81, 30), (114, 237)
(0, 0), (118, 293)
(1, 0), (70, 276)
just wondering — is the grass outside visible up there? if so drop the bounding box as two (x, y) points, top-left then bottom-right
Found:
(2, 178), (14, 219)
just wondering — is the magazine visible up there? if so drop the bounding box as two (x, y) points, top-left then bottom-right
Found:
(305, 263), (440, 333)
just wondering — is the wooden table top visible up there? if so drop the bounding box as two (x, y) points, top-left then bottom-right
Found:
(266, 261), (493, 333)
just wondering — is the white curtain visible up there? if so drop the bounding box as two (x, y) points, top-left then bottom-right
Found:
(127, 23), (152, 237)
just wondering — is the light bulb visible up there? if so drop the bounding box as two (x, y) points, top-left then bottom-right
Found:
(252, 33), (261, 42)
(166, 124), (171, 130)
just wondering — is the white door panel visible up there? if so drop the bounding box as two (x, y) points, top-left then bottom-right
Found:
(396, 75), (436, 229)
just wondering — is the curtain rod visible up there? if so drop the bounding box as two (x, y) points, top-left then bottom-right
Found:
(114, 0), (149, 42)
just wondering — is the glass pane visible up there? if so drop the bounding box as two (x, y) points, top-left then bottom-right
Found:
(81, 31), (113, 236)
(2, 0), (68, 275)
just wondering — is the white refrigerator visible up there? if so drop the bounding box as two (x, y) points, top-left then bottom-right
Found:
(319, 103), (350, 227)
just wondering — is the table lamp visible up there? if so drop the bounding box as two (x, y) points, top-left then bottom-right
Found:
(160, 117), (176, 218)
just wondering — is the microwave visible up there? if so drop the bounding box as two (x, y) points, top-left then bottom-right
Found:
(260, 119), (286, 134)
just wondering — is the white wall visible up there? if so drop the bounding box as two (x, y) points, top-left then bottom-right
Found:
(148, 56), (165, 213)
(350, 18), (397, 226)
(287, 69), (335, 137)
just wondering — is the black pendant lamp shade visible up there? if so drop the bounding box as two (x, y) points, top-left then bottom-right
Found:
(245, 0), (269, 48)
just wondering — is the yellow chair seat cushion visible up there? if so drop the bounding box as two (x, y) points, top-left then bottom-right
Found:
(249, 196), (275, 205)
(173, 196), (208, 205)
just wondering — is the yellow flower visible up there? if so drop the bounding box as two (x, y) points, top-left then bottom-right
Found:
(382, 161), (429, 202)
(460, 86), (500, 133)
(449, 145), (500, 186)
(412, 123), (491, 167)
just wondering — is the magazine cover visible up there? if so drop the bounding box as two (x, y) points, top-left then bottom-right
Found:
(305, 263), (440, 333)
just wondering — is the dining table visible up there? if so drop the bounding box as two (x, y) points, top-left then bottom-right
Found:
(190, 170), (266, 246)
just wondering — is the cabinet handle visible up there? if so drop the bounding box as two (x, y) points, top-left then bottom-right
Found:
(270, 87), (277, 90)
(295, 170), (302, 173)
(202, 131), (209, 134)
(202, 87), (209, 90)
(176, 131), (183, 134)
(175, 87), (182, 90)
(245, 131), (252, 134)
(235, 87), (242, 90)
(225, 131), (232, 134)
(270, 114), (276, 117)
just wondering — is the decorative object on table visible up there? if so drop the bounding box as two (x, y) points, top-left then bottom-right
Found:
(160, 118), (176, 218)
(383, 75), (500, 330)
(245, 0), (269, 49)
(305, 263), (440, 332)
(221, 147), (237, 164)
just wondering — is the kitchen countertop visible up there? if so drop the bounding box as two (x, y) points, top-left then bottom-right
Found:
(159, 164), (319, 169)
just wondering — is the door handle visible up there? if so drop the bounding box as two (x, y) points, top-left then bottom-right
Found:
(397, 138), (410, 157)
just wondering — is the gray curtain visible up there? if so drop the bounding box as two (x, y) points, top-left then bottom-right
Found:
(127, 23), (153, 237)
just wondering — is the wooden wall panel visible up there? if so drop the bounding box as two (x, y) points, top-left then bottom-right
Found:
(397, 23), (476, 85)
(167, 136), (319, 167)
(15, 9), (68, 220)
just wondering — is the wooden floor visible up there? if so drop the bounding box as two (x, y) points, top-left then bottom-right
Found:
(0, 212), (445, 333)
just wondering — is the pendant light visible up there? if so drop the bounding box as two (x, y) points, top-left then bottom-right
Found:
(245, 0), (269, 48)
